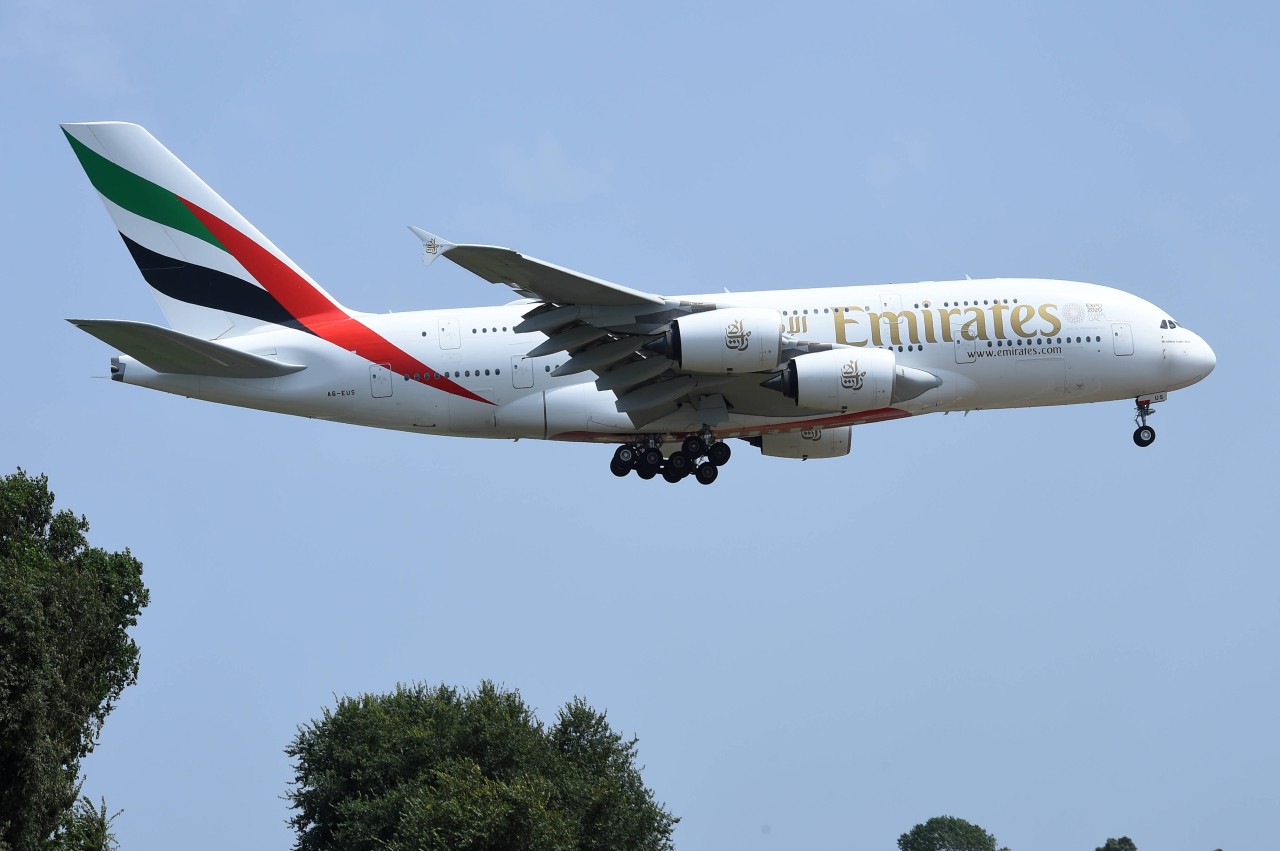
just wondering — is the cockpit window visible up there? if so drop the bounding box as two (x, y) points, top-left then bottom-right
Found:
(1160, 318), (1179, 329)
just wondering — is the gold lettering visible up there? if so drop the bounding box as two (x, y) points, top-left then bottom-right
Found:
(990, 302), (1008, 339)
(1038, 303), (1062, 337)
(869, 310), (921, 346)
(938, 308), (961, 342)
(1011, 303), (1036, 337)
(962, 307), (988, 341)
(920, 309), (938, 344)
(833, 307), (868, 347)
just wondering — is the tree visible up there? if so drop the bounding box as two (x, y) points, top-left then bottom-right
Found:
(47, 797), (120, 851)
(1096, 839), (1137, 851)
(0, 470), (148, 851)
(286, 681), (677, 851)
(898, 815), (1009, 851)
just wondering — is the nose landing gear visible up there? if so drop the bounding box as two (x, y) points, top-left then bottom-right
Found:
(1133, 399), (1156, 447)
(609, 430), (733, 484)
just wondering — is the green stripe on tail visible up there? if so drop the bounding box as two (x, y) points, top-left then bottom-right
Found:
(63, 129), (224, 251)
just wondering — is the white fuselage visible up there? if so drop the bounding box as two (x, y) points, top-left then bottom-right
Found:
(113, 278), (1216, 444)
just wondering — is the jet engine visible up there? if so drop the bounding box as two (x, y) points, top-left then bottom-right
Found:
(763, 348), (941, 411)
(753, 425), (852, 459)
(663, 308), (783, 373)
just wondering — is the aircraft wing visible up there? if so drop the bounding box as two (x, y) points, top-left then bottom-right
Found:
(410, 227), (665, 307)
(410, 228), (791, 427)
(69, 319), (307, 378)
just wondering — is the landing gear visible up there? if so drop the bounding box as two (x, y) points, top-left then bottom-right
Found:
(607, 431), (734, 484)
(1133, 399), (1157, 448)
(708, 441), (731, 466)
(666, 450), (692, 476)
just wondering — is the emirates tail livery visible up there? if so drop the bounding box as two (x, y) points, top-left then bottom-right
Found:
(63, 122), (1216, 485)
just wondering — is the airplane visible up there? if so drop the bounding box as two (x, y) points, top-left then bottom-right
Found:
(62, 121), (1216, 485)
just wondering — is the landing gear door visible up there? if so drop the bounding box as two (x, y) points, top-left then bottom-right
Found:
(1112, 322), (1134, 356)
(370, 363), (393, 398)
(952, 316), (976, 364)
(511, 355), (535, 389)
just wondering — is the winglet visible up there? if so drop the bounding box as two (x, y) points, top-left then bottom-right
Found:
(409, 226), (456, 267)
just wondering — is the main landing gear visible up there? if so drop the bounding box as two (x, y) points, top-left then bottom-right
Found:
(609, 432), (733, 485)
(1133, 399), (1157, 447)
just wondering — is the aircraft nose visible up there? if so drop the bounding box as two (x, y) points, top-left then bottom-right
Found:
(1196, 337), (1217, 380)
(1169, 332), (1216, 389)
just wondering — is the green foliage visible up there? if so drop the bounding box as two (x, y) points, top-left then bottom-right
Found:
(0, 471), (148, 851)
(286, 681), (677, 851)
(46, 798), (120, 851)
(1096, 839), (1137, 851)
(898, 815), (1008, 851)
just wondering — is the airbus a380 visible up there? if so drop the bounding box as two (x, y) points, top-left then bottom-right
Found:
(63, 122), (1216, 485)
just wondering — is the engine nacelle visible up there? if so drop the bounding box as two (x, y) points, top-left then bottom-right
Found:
(765, 348), (941, 412)
(755, 425), (852, 459)
(669, 308), (782, 373)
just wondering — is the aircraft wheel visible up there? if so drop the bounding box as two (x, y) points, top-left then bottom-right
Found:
(666, 450), (692, 475)
(1133, 425), (1156, 447)
(695, 461), (719, 485)
(708, 442), (732, 466)
(610, 457), (631, 477)
(641, 448), (663, 468)
(636, 464), (658, 480)
(614, 445), (638, 466)
(662, 467), (684, 483)
(682, 435), (707, 458)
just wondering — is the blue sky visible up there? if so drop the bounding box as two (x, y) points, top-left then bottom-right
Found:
(3, 2), (1275, 848)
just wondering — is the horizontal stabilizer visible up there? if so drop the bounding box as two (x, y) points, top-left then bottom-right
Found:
(68, 319), (307, 378)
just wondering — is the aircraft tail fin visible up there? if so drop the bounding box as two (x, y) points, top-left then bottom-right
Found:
(62, 122), (348, 339)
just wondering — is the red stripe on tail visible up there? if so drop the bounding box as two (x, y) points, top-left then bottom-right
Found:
(180, 197), (493, 406)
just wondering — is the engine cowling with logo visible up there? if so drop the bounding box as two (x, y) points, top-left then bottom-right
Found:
(670, 308), (783, 373)
(756, 426), (852, 459)
(767, 347), (941, 412)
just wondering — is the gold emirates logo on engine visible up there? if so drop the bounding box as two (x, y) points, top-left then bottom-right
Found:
(833, 302), (1065, 347)
(725, 319), (751, 351)
(840, 359), (866, 390)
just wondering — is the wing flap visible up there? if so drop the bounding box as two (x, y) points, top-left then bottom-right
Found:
(69, 319), (306, 378)
(614, 376), (699, 413)
(551, 336), (649, 377)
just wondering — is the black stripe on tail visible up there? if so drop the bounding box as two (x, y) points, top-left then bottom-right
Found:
(120, 234), (311, 333)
